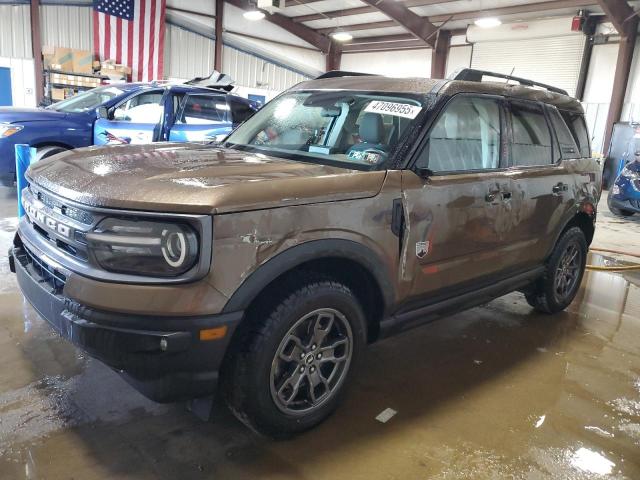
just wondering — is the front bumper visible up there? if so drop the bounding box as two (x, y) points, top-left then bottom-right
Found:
(9, 241), (243, 402)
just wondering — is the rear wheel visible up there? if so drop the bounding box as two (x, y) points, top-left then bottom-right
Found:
(525, 227), (587, 314)
(222, 275), (366, 437)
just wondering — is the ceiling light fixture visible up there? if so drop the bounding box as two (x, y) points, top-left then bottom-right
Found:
(474, 17), (502, 28)
(331, 31), (353, 42)
(243, 9), (265, 21)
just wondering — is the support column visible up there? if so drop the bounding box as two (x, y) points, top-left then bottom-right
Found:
(30, 0), (43, 104)
(214, 0), (224, 72)
(430, 30), (450, 79)
(603, 18), (638, 155)
(325, 40), (342, 72)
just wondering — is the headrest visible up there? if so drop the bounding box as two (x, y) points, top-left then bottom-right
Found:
(360, 113), (384, 144)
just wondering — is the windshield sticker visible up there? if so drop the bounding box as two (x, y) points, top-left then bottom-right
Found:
(364, 101), (421, 119)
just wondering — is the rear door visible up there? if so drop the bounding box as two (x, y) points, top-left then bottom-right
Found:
(501, 100), (580, 269)
(93, 89), (164, 145)
(168, 93), (232, 142)
(401, 93), (514, 300)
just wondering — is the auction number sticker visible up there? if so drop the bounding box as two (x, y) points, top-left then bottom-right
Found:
(364, 101), (422, 119)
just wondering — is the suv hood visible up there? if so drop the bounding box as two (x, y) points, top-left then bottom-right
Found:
(0, 107), (68, 123)
(27, 143), (387, 214)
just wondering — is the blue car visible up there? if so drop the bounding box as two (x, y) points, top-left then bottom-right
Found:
(608, 157), (640, 217)
(0, 80), (258, 185)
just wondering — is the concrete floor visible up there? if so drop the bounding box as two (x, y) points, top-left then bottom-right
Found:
(1, 185), (639, 479)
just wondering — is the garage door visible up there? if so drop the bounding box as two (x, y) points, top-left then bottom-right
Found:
(471, 35), (586, 97)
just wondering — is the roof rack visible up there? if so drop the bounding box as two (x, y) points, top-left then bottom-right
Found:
(448, 68), (568, 96)
(315, 70), (379, 80)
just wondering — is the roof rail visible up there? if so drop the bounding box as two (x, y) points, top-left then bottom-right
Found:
(315, 70), (379, 80)
(448, 68), (568, 96)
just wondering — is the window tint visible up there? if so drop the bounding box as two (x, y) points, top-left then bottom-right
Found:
(560, 110), (591, 157)
(112, 91), (163, 123)
(548, 108), (580, 159)
(177, 95), (230, 125)
(510, 101), (552, 166)
(417, 95), (501, 172)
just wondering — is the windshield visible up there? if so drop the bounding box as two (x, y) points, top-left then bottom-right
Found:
(224, 90), (426, 169)
(47, 86), (126, 113)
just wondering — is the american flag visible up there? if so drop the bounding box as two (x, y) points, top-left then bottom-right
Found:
(93, 0), (166, 82)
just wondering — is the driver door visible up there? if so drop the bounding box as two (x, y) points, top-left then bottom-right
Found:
(401, 94), (514, 300)
(94, 90), (164, 145)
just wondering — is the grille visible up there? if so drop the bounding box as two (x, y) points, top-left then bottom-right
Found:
(630, 199), (640, 209)
(17, 245), (67, 293)
(29, 185), (94, 225)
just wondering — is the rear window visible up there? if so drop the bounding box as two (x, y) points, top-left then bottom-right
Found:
(560, 110), (591, 158)
(510, 101), (552, 166)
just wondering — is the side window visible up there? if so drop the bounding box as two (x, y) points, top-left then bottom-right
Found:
(548, 107), (580, 160)
(229, 99), (257, 126)
(112, 91), (163, 123)
(510, 101), (552, 166)
(176, 95), (230, 125)
(560, 110), (591, 157)
(417, 95), (501, 172)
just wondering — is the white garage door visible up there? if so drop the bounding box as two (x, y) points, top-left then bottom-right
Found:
(471, 35), (586, 97)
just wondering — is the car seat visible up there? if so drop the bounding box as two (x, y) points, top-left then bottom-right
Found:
(346, 113), (389, 162)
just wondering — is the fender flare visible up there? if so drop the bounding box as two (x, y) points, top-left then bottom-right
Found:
(547, 201), (597, 258)
(222, 239), (395, 314)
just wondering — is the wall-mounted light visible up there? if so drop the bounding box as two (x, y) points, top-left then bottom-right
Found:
(243, 9), (265, 21)
(331, 31), (353, 42)
(474, 17), (502, 28)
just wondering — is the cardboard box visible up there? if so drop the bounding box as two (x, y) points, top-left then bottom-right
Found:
(51, 87), (66, 101)
(51, 47), (74, 72)
(72, 49), (94, 74)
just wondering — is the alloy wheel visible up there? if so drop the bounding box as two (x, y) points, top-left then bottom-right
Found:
(554, 241), (582, 302)
(270, 308), (353, 415)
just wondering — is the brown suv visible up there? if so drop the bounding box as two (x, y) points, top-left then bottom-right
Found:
(9, 69), (601, 436)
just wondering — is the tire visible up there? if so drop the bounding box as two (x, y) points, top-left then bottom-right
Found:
(35, 146), (67, 162)
(525, 226), (587, 314)
(221, 274), (367, 438)
(607, 192), (635, 217)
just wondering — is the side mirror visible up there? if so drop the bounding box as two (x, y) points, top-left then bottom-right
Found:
(415, 166), (433, 179)
(96, 106), (109, 119)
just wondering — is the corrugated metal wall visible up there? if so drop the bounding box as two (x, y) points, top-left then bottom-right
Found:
(40, 5), (93, 51)
(165, 23), (215, 80)
(222, 45), (309, 91)
(0, 4), (32, 59)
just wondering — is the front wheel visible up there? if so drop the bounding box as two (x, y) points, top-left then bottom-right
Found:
(222, 276), (366, 437)
(525, 227), (587, 314)
(607, 192), (635, 217)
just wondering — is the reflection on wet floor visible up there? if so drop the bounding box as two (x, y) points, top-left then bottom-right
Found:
(0, 219), (639, 478)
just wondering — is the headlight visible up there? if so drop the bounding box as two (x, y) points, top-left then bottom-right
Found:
(621, 164), (640, 180)
(0, 123), (24, 137)
(86, 218), (199, 277)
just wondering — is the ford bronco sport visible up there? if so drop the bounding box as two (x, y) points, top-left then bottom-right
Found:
(9, 69), (601, 437)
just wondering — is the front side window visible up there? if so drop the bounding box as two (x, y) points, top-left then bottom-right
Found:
(510, 101), (552, 166)
(224, 90), (426, 170)
(177, 95), (230, 125)
(416, 95), (501, 173)
(112, 91), (164, 123)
